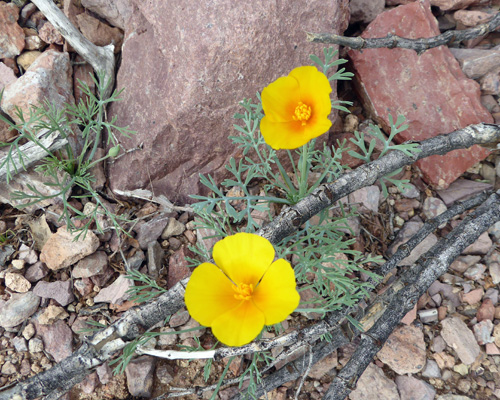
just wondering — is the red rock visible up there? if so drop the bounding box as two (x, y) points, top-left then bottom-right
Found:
(35, 319), (73, 362)
(453, 10), (494, 27)
(38, 21), (64, 45)
(167, 247), (193, 289)
(107, 0), (350, 204)
(401, 305), (417, 325)
(477, 298), (495, 322)
(73, 55), (95, 105)
(75, 13), (123, 53)
(349, 0), (385, 23)
(348, 0), (492, 190)
(2, 49), (74, 123)
(461, 287), (484, 305)
(430, 0), (483, 10)
(0, 2), (24, 58)
(81, 0), (134, 30)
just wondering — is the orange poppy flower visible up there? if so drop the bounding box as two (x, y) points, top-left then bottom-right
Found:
(260, 66), (332, 150)
(184, 233), (299, 347)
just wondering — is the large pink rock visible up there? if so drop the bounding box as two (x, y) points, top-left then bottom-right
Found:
(107, 0), (349, 204)
(348, 0), (492, 190)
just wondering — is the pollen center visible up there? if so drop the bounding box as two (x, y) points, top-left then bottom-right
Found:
(292, 101), (312, 126)
(233, 283), (254, 301)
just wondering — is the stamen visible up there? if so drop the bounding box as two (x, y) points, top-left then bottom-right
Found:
(233, 283), (254, 301)
(292, 101), (312, 126)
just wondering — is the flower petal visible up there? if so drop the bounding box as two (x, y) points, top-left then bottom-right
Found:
(261, 118), (325, 150)
(289, 66), (332, 118)
(213, 233), (275, 285)
(184, 262), (241, 327)
(252, 259), (300, 325)
(261, 75), (300, 123)
(211, 300), (265, 346)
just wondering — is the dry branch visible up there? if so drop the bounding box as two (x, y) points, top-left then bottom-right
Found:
(220, 189), (494, 399)
(1, 124), (499, 400)
(0, 130), (68, 182)
(306, 12), (500, 53)
(30, 0), (115, 98)
(324, 189), (500, 400)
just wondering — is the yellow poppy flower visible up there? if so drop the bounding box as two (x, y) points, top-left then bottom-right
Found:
(260, 66), (333, 150)
(184, 232), (300, 347)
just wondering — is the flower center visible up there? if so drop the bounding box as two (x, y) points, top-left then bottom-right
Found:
(292, 101), (312, 126)
(233, 283), (254, 301)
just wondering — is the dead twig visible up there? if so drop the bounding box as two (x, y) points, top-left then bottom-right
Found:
(306, 12), (500, 54)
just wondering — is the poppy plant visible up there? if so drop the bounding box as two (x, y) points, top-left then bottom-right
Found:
(184, 232), (300, 347)
(260, 66), (332, 150)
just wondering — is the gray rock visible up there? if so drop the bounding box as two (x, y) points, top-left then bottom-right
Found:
(161, 218), (186, 239)
(72, 251), (108, 278)
(464, 263), (486, 281)
(388, 219), (438, 266)
(134, 215), (170, 249)
(488, 221), (500, 242)
(169, 310), (190, 328)
(1, 361), (17, 375)
(473, 319), (494, 345)
(421, 359), (441, 378)
(125, 355), (156, 398)
(147, 241), (164, 278)
(0, 245), (14, 267)
(11, 336), (28, 352)
(18, 243), (38, 264)
(24, 261), (48, 283)
(441, 317), (480, 365)
(127, 248), (145, 270)
(348, 185), (381, 213)
(96, 362), (112, 385)
(33, 280), (75, 307)
(179, 318), (205, 340)
(400, 183), (420, 199)
(107, 0), (349, 204)
(396, 375), (436, 400)
(449, 48), (500, 80)
(0, 291), (40, 328)
(437, 179), (492, 207)
(157, 327), (177, 347)
(431, 335), (447, 353)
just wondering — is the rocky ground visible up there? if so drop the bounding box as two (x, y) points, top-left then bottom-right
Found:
(1, 0), (500, 400)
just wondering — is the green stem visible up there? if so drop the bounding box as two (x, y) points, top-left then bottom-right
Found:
(298, 141), (311, 197)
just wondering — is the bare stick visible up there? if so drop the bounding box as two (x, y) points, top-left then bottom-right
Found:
(30, 0), (115, 99)
(2, 123), (499, 400)
(258, 123), (500, 245)
(307, 12), (500, 54)
(227, 190), (500, 400)
(324, 190), (500, 399)
(0, 129), (67, 182)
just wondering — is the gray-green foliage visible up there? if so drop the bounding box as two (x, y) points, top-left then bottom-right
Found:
(0, 73), (134, 239)
(348, 114), (422, 196)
